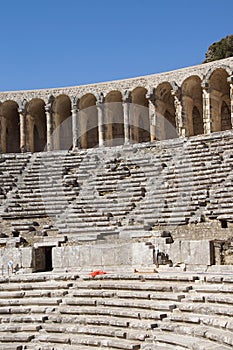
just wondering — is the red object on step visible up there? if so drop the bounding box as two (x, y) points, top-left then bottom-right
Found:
(89, 270), (107, 277)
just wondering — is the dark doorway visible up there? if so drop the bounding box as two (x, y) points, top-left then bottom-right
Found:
(45, 247), (53, 271)
(34, 247), (53, 272)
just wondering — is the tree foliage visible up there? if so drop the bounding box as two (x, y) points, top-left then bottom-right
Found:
(203, 35), (233, 63)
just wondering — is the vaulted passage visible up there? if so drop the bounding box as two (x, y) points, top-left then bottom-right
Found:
(209, 68), (231, 132)
(155, 82), (177, 140)
(131, 87), (150, 143)
(182, 75), (204, 136)
(27, 98), (46, 152)
(79, 94), (98, 149)
(0, 101), (20, 153)
(53, 94), (72, 150)
(105, 91), (124, 146)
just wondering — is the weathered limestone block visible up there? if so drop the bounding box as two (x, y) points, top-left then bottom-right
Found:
(52, 242), (153, 270)
(168, 240), (213, 266)
(132, 242), (154, 266)
(0, 247), (33, 274)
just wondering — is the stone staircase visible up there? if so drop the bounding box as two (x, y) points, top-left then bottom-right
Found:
(1, 151), (84, 220)
(0, 153), (31, 207)
(55, 150), (148, 241)
(0, 271), (232, 349)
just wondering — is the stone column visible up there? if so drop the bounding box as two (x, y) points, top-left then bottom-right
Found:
(45, 95), (54, 151)
(0, 115), (6, 153)
(172, 86), (185, 137)
(96, 93), (105, 147)
(202, 82), (212, 134)
(122, 90), (131, 144)
(18, 99), (27, 152)
(71, 96), (79, 149)
(227, 76), (233, 127)
(146, 89), (157, 141)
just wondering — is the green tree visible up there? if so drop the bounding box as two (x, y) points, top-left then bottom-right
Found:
(203, 35), (233, 63)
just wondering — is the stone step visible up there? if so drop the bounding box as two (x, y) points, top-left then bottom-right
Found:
(160, 321), (233, 347)
(69, 289), (184, 302)
(0, 297), (62, 307)
(193, 285), (233, 293)
(0, 323), (41, 332)
(58, 305), (166, 320)
(0, 345), (23, 350)
(63, 297), (176, 311)
(154, 331), (232, 349)
(170, 312), (233, 331)
(70, 334), (141, 349)
(1, 332), (34, 343)
(0, 314), (48, 323)
(0, 281), (73, 291)
(76, 281), (192, 293)
(179, 302), (233, 317)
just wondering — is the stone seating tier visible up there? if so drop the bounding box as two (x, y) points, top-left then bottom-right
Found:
(0, 130), (233, 251)
(0, 272), (232, 349)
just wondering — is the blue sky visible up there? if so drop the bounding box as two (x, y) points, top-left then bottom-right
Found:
(0, 0), (232, 91)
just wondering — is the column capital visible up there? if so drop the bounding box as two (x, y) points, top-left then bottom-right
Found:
(146, 87), (157, 105)
(96, 92), (105, 106)
(122, 89), (131, 103)
(227, 75), (233, 84)
(71, 96), (79, 111)
(171, 82), (181, 99)
(201, 81), (209, 90)
(45, 95), (55, 112)
(18, 99), (27, 115)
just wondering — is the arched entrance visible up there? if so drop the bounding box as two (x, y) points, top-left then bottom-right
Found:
(79, 94), (98, 149)
(131, 87), (150, 143)
(0, 101), (20, 153)
(155, 82), (177, 140)
(27, 98), (46, 152)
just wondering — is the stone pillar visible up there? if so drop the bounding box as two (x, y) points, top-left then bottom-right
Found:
(0, 115), (6, 153)
(146, 89), (157, 141)
(202, 82), (212, 134)
(227, 76), (233, 127)
(71, 96), (79, 149)
(96, 93), (105, 147)
(79, 110), (87, 149)
(172, 86), (185, 137)
(18, 99), (27, 152)
(122, 90), (131, 144)
(45, 95), (54, 151)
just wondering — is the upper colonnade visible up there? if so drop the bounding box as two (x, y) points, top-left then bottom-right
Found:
(0, 57), (233, 153)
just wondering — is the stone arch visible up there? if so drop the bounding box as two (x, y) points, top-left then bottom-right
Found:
(105, 91), (124, 146)
(155, 82), (177, 140)
(181, 76), (204, 136)
(27, 98), (46, 152)
(79, 93), (98, 149)
(0, 100), (20, 153)
(53, 94), (72, 150)
(131, 87), (150, 143)
(208, 68), (231, 132)
(205, 65), (232, 82)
